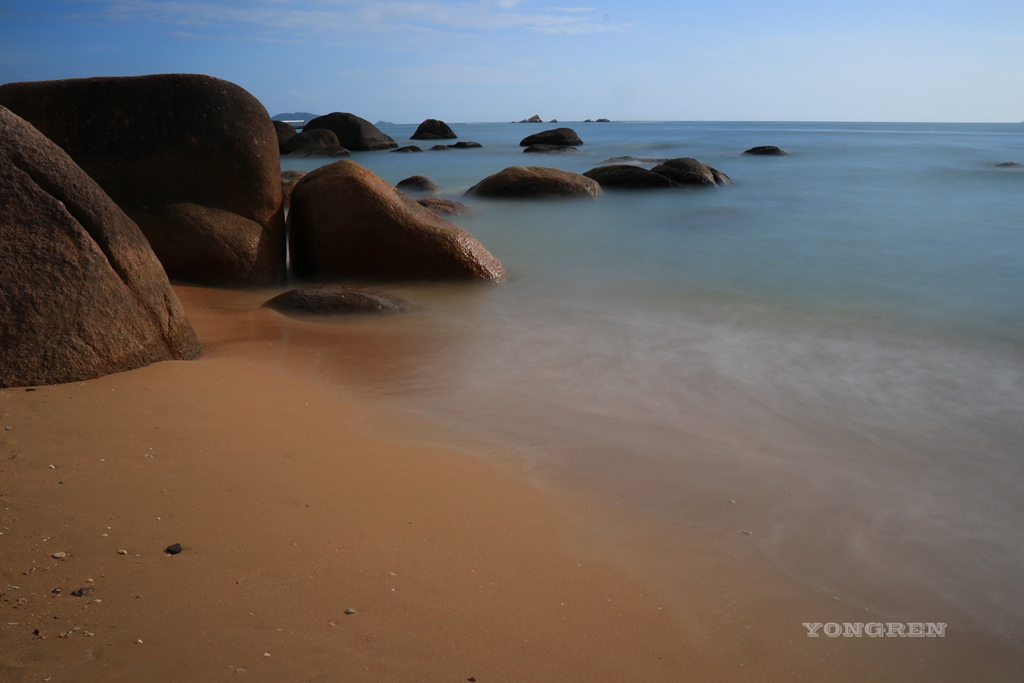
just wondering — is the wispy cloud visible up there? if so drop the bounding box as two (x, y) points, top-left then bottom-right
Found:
(80, 0), (628, 36)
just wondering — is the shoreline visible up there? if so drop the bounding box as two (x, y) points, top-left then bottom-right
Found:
(1, 285), (1021, 681)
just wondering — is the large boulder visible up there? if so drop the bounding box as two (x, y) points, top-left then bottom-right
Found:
(411, 119), (457, 140)
(0, 106), (202, 388)
(0, 74), (286, 287)
(519, 127), (583, 147)
(263, 285), (416, 317)
(465, 166), (603, 199)
(288, 160), (505, 283)
(280, 128), (350, 157)
(650, 158), (731, 187)
(302, 112), (398, 151)
(583, 164), (680, 189)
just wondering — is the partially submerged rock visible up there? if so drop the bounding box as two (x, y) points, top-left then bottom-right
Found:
(519, 127), (583, 147)
(465, 166), (603, 199)
(263, 285), (416, 317)
(274, 120), (297, 149)
(289, 160), (505, 283)
(0, 74), (286, 287)
(583, 164), (679, 189)
(0, 106), (201, 388)
(411, 119), (457, 140)
(650, 158), (731, 187)
(392, 145), (423, 153)
(302, 112), (398, 151)
(995, 161), (1022, 167)
(396, 175), (439, 193)
(452, 141), (482, 149)
(744, 145), (788, 156)
(523, 144), (580, 154)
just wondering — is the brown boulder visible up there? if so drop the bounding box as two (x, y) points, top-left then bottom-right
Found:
(0, 74), (286, 287)
(281, 170), (307, 206)
(465, 166), (603, 199)
(396, 175), (438, 193)
(650, 158), (731, 187)
(262, 285), (416, 317)
(583, 164), (680, 189)
(288, 160), (505, 283)
(302, 112), (398, 151)
(0, 106), (201, 388)
(411, 119), (457, 140)
(280, 129), (350, 157)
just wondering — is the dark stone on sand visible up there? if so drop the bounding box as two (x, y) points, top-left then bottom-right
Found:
(396, 175), (438, 193)
(263, 285), (416, 317)
(524, 144), (581, 154)
(288, 160), (505, 283)
(583, 164), (680, 189)
(417, 197), (470, 216)
(743, 145), (788, 156)
(392, 145), (423, 153)
(651, 158), (731, 187)
(274, 120), (297, 149)
(519, 127), (583, 147)
(165, 543), (182, 554)
(411, 119), (457, 140)
(452, 141), (482, 149)
(303, 112), (398, 151)
(465, 166), (603, 199)
(0, 74), (286, 287)
(0, 106), (202, 388)
(281, 170), (307, 206)
(71, 587), (92, 597)
(281, 129), (350, 157)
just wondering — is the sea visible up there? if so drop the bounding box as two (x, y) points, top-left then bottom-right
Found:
(272, 121), (1024, 658)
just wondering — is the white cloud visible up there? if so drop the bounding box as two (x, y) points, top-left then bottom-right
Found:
(81, 0), (628, 36)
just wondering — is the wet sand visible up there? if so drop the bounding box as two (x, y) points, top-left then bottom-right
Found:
(1, 285), (1020, 682)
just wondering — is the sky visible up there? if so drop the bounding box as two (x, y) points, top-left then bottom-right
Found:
(1, 0), (1022, 123)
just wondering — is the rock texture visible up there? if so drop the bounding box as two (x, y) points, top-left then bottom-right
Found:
(263, 285), (416, 317)
(0, 106), (202, 388)
(280, 129), (350, 157)
(0, 74), (286, 287)
(288, 160), (505, 283)
(650, 158), (732, 187)
(417, 197), (470, 216)
(281, 170), (307, 206)
(465, 166), (603, 199)
(519, 127), (583, 147)
(302, 112), (398, 151)
(411, 119), (457, 140)
(744, 145), (788, 156)
(583, 164), (679, 189)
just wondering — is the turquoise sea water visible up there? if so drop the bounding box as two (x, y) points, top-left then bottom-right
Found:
(281, 121), (1024, 642)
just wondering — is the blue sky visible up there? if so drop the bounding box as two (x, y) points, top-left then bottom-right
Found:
(1, 1), (1022, 122)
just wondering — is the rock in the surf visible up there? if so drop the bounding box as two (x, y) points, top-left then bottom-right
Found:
(0, 74), (286, 287)
(583, 164), (680, 189)
(465, 166), (603, 199)
(519, 127), (583, 147)
(396, 175), (438, 193)
(523, 144), (580, 154)
(302, 112), (398, 151)
(288, 160), (505, 283)
(411, 119), (457, 140)
(743, 145), (788, 156)
(0, 106), (202, 388)
(650, 158), (731, 187)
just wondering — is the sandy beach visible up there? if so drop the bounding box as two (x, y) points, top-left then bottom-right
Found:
(1, 285), (1020, 683)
